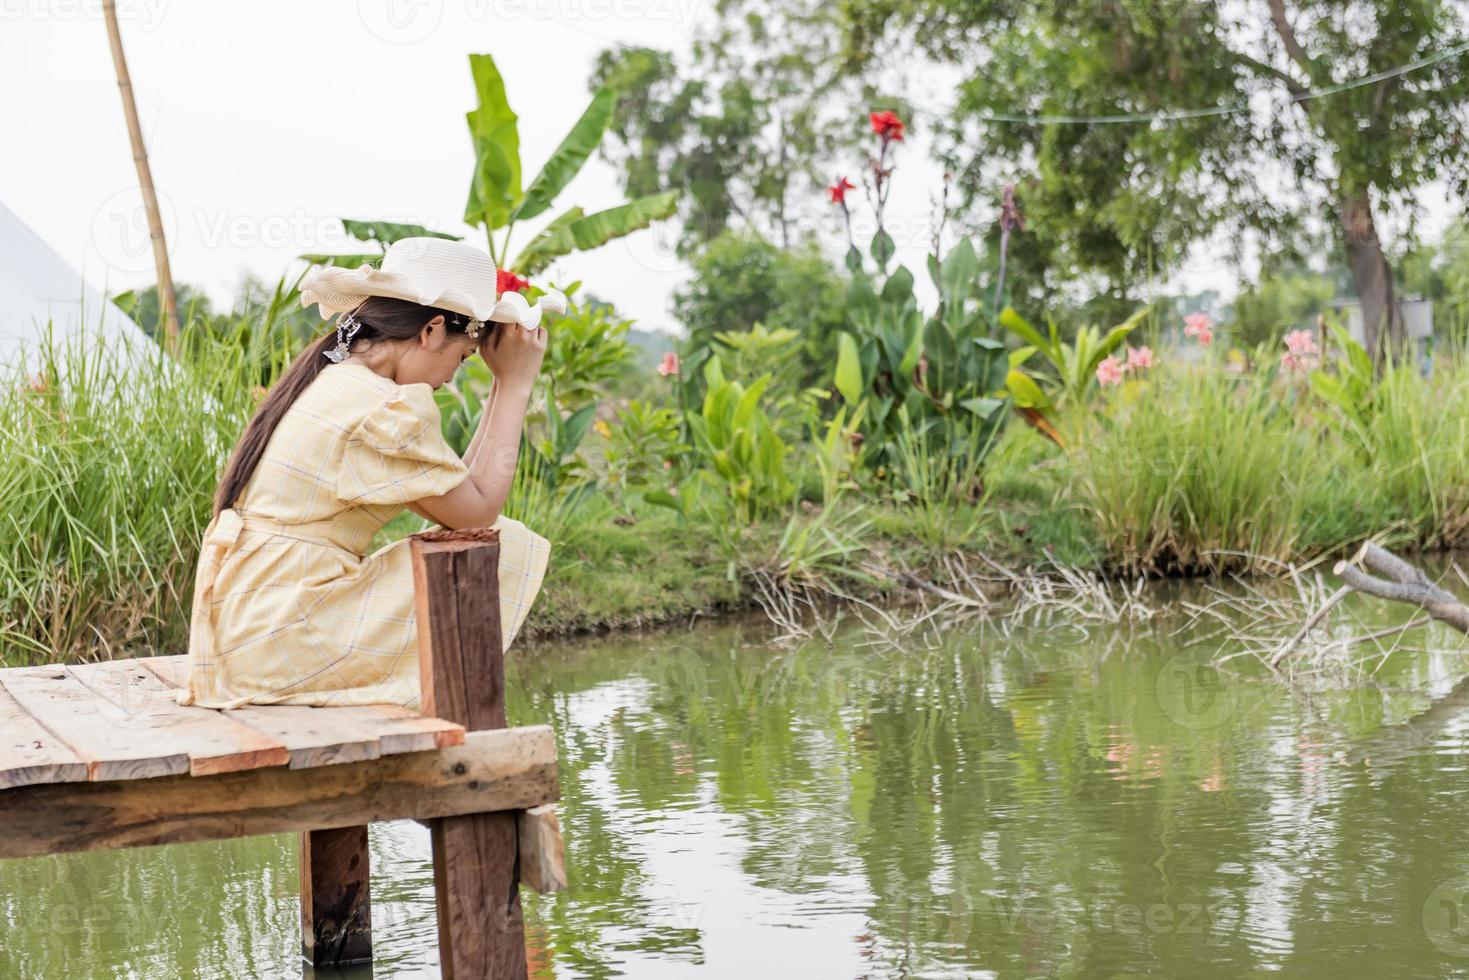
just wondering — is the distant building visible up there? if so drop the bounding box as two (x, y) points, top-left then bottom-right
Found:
(1330, 296), (1434, 350)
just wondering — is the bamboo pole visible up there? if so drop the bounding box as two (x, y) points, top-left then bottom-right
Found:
(102, 0), (179, 351)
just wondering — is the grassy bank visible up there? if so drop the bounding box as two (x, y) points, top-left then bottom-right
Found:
(5, 326), (1469, 664)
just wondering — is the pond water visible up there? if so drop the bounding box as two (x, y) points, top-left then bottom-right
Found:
(5, 580), (1469, 978)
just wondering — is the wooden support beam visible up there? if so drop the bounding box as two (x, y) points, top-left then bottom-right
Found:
(410, 528), (529, 980)
(301, 825), (373, 967)
(0, 726), (557, 860)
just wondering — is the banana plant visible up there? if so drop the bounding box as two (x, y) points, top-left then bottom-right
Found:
(300, 219), (463, 269)
(463, 53), (678, 275)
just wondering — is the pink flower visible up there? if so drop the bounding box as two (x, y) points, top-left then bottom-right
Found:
(657, 351), (680, 377)
(1125, 345), (1154, 370)
(1284, 329), (1318, 356)
(1282, 351), (1318, 373)
(1096, 355), (1124, 386)
(1183, 313), (1214, 345)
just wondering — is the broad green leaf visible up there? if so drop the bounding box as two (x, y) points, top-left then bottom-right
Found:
(881, 265), (915, 306)
(870, 229), (896, 268)
(514, 87), (618, 224)
(566, 191), (679, 251)
(960, 396), (1004, 419)
(341, 219), (461, 245)
(511, 206), (585, 275)
(298, 252), (380, 269)
(559, 403), (599, 457)
(846, 245), (865, 274)
(835, 332), (864, 406)
(1000, 307), (1049, 355)
(1005, 369), (1054, 411)
(939, 238), (980, 307)
(897, 316), (925, 377)
(463, 54), (522, 230)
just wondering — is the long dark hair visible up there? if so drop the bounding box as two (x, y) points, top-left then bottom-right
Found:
(212, 295), (487, 517)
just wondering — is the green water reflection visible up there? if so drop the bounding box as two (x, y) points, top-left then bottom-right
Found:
(5, 585), (1469, 978)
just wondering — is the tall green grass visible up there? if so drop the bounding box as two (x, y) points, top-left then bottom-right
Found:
(0, 327), (277, 663)
(1068, 360), (1469, 574)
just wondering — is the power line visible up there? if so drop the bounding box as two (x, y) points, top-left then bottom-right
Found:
(961, 38), (1469, 125)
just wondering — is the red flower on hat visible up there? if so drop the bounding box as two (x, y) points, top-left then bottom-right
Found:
(828, 176), (856, 204)
(870, 110), (905, 142)
(497, 268), (530, 295)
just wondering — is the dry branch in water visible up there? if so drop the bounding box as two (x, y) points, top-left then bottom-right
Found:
(1333, 543), (1469, 635)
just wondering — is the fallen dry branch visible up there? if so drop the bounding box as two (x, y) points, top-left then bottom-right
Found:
(1334, 543), (1469, 636)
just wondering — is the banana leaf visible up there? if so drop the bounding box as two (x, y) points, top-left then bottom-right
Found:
(463, 54), (522, 230)
(513, 87), (618, 224)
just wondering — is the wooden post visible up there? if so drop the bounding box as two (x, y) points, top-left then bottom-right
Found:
(300, 825), (373, 967)
(410, 528), (529, 980)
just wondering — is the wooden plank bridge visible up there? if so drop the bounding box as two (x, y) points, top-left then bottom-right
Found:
(0, 528), (565, 978)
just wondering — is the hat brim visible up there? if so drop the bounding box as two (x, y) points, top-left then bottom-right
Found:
(300, 264), (565, 329)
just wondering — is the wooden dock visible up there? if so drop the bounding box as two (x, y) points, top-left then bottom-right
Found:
(0, 527), (564, 978)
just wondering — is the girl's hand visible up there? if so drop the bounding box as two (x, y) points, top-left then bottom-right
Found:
(479, 322), (547, 392)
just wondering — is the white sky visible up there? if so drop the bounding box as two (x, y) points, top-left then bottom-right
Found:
(2, 1), (1453, 336)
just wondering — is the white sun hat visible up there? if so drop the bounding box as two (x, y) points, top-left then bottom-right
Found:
(299, 236), (566, 330)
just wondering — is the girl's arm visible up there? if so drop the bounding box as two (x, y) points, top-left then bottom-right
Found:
(412, 325), (546, 529)
(404, 382), (501, 524)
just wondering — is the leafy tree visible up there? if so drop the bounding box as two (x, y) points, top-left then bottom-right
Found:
(671, 229), (851, 388)
(590, 0), (862, 257)
(837, 0), (1469, 359)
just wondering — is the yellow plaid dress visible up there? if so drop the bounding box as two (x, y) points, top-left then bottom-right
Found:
(176, 361), (550, 710)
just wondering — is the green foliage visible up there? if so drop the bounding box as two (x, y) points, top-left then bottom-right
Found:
(461, 52), (680, 271)
(835, 0), (1469, 343)
(1000, 306), (1145, 407)
(1308, 321), (1379, 451)
(682, 358), (796, 523)
(1229, 270), (1336, 350)
(837, 239), (1012, 473)
(1072, 365), (1368, 574)
(538, 282), (636, 410)
(602, 400), (687, 496)
(299, 218), (462, 268)
(672, 229), (851, 393)
(0, 327), (275, 662)
(590, 1), (856, 257)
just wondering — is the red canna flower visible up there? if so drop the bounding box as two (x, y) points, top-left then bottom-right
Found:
(497, 268), (530, 295)
(869, 110), (905, 142)
(828, 176), (856, 204)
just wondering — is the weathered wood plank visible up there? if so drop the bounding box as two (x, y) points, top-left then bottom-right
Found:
(0, 726), (558, 859)
(138, 656), (464, 768)
(518, 804), (568, 894)
(0, 685), (87, 790)
(411, 528), (530, 980)
(69, 660), (290, 777)
(300, 825), (373, 967)
(0, 665), (188, 782)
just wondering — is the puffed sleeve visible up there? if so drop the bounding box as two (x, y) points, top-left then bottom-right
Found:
(336, 384), (469, 505)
